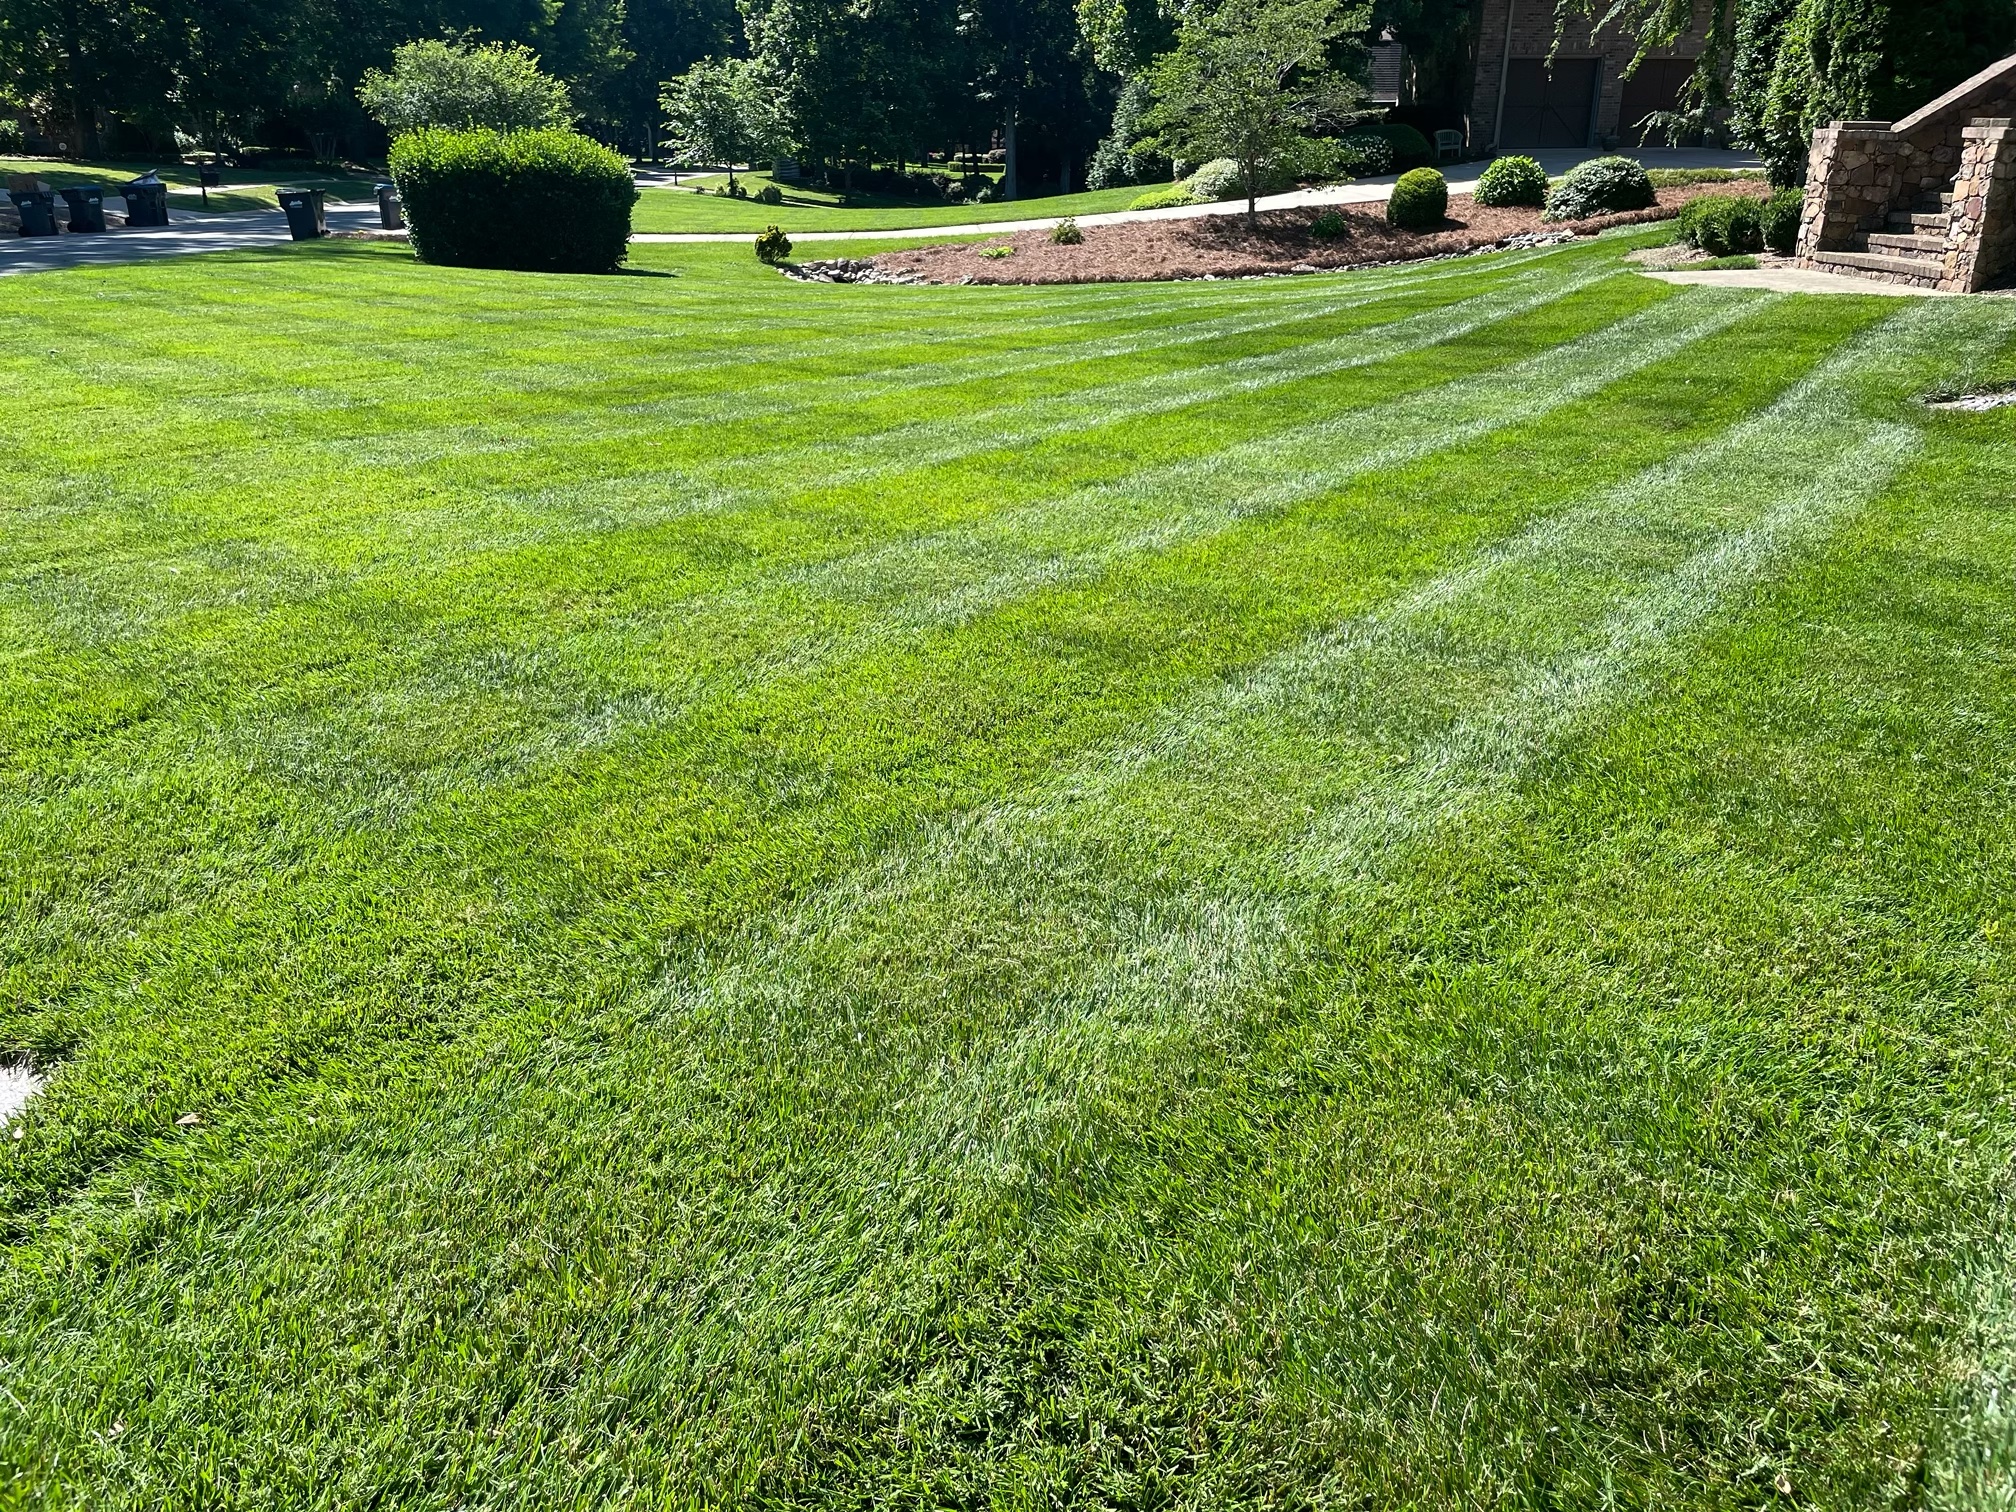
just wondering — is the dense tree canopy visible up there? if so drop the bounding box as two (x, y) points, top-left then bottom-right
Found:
(359, 37), (575, 135)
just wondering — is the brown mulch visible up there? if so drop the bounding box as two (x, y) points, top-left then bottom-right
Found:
(872, 178), (1770, 285)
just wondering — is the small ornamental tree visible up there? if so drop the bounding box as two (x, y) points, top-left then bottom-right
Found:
(660, 58), (782, 192)
(1142, 0), (1368, 226)
(359, 38), (575, 137)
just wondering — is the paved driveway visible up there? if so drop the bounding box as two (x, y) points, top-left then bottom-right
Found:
(0, 200), (385, 276)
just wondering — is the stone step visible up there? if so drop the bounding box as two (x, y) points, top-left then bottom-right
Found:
(1886, 210), (1946, 231)
(1812, 249), (1943, 280)
(1864, 231), (1946, 255)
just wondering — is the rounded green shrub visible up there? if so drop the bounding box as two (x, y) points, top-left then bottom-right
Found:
(1049, 216), (1083, 245)
(1675, 194), (1763, 256)
(391, 127), (636, 273)
(753, 183), (783, 205)
(1129, 184), (1199, 211)
(1760, 186), (1803, 255)
(1386, 167), (1448, 231)
(754, 224), (792, 264)
(1309, 207), (1348, 240)
(1474, 154), (1549, 208)
(1542, 155), (1656, 222)
(1184, 159), (1246, 201)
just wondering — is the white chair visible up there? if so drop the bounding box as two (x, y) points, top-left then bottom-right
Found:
(1435, 130), (1464, 162)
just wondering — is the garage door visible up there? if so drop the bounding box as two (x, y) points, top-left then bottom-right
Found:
(1499, 58), (1600, 148)
(1618, 57), (1696, 144)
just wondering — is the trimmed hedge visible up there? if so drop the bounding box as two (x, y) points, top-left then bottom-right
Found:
(1130, 184), (1199, 211)
(1761, 186), (1803, 255)
(1386, 167), (1448, 230)
(1676, 193), (1763, 256)
(1543, 155), (1656, 222)
(391, 127), (636, 273)
(1474, 154), (1549, 208)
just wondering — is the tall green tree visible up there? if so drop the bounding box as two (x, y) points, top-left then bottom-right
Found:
(359, 36), (576, 134)
(1143, 0), (1366, 222)
(659, 54), (779, 182)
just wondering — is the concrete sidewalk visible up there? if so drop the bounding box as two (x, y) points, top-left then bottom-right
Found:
(0, 201), (384, 276)
(635, 148), (1764, 244)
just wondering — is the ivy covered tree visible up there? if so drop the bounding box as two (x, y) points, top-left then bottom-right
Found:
(1559, 0), (2016, 184)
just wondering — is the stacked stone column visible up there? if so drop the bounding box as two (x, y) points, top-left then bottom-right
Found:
(1940, 119), (2016, 291)
(1795, 122), (1901, 260)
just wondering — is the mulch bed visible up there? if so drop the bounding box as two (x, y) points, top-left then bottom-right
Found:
(868, 179), (1769, 285)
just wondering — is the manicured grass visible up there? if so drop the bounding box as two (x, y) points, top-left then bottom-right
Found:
(2, 232), (2016, 1508)
(632, 171), (1170, 232)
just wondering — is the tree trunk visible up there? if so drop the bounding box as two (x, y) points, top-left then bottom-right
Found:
(63, 0), (98, 158)
(1003, 111), (1018, 201)
(1245, 158), (1257, 227)
(1059, 145), (1070, 196)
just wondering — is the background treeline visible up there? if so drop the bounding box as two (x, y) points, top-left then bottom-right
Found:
(0, 0), (1473, 193)
(3, 0), (2011, 190)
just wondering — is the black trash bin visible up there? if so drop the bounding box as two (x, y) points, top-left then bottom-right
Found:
(277, 188), (327, 240)
(60, 184), (108, 234)
(8, 189), (58, 237)
(375, 181), (403, 230)
(122, 174), (170, 227)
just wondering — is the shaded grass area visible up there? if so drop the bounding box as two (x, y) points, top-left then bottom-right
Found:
(632, 174), (1169, 233)
(2, 233), (2015, 1507)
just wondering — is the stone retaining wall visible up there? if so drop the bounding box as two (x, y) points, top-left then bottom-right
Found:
(1794, 52), (2016, 292)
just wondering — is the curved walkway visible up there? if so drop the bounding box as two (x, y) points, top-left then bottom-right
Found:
(635, 148), (1762, 244)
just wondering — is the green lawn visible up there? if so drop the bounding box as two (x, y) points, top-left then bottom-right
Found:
(0, 156), (381, 212)
(633, 170), (1169, 232)
(4, 233), (2016, 1508)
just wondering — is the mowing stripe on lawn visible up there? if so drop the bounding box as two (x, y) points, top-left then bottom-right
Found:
(204, 284), (1759, 812)
(349, 302), (1947, 1477)
(467, 263), (1628, 543)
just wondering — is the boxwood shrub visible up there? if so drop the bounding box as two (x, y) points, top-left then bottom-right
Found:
(391, 127), (636, 273)
(1675, 193), (1763, 256)
(1761, 186), (1803, 255)
(1542, 155), (1656, 222)
(1474, 154), (1549, 208)
(1386, 167), (1448, 230)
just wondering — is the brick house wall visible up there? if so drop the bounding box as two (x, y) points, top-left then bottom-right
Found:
(1467, 0), (1713, 151)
